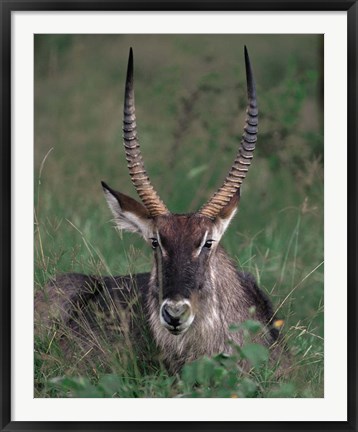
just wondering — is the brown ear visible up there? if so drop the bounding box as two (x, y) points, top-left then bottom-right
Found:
(102, 181), (149, 218)
(211, 190), (240, 241)
(102, 181), (153, 237)
(218, 189), (240, 220)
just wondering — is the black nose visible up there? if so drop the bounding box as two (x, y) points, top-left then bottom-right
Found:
(162, 304), (181, 327)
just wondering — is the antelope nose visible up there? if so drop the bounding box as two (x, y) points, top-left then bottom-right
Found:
(161, 301), (190, 327)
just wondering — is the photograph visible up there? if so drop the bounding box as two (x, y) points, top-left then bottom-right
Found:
(34, 34), (324, 399)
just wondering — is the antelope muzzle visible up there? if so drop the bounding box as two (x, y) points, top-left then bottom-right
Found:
(160, 299), (195, 335)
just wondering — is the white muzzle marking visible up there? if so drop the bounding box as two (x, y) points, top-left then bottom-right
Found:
(160, 299), (195, 335)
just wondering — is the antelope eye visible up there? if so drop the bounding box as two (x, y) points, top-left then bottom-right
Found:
(150, 238), (159, 249)
(203, 240), (213, 249)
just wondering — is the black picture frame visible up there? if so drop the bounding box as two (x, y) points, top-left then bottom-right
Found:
(1, 1), (357, 431)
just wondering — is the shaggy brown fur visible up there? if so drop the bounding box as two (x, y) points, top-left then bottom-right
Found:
(35, 243), (285, 374)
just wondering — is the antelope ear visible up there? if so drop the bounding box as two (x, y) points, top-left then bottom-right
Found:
(101, 181), (153, 238)
(213, 190), (240, 239)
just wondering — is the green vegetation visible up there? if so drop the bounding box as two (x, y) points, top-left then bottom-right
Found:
(34, 35), (324, 398)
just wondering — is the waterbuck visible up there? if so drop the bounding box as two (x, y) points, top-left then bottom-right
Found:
(36, 47), (284, 374)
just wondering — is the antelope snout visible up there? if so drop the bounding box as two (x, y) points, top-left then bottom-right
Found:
(160, 299), (194, 335)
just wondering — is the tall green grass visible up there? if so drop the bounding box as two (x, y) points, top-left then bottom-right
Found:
(34, 34), (323, 397)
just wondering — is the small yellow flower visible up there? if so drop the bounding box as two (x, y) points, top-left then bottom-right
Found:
(273, 319), (284, 329)
(230, 394), (239, 398)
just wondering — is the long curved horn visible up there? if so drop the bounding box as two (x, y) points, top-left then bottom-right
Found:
(123, 48), (169, 217)
(199, 46), (258, 219)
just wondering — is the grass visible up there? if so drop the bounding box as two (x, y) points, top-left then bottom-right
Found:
(34, 34), (324, 398)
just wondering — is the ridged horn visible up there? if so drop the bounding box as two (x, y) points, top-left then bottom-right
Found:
(199, 46), (258, 219)
(123, 48), (169, 217)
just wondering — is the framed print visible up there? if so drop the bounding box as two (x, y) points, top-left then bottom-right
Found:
(1, 1), (357, 431)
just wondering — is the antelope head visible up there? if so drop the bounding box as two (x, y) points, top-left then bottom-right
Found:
(102, 47), (258, 336)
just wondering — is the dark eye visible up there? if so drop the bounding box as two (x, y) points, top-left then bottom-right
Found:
(203, 240), (213, 249)
(151, 238), (159, 249)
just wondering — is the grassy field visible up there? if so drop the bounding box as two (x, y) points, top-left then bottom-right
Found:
(34, 34), (324, 398)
